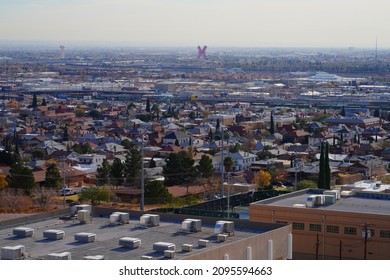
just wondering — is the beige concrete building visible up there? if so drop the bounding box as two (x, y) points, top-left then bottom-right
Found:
(249, 186), (390, 260)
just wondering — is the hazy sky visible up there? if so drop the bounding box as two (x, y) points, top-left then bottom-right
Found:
(1, 0), (389, 48)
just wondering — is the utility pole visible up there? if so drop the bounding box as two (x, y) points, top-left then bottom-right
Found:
(140, 134), (145, 212)
(220, 130), (225, 198)
(339, 240), (342, 260)
(360, 223), (374, 260)
(315, 233), (320, 260)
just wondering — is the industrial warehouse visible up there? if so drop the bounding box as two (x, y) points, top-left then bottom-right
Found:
(0, 207), (291, 260)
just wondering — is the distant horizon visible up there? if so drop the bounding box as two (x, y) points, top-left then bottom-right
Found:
(0, 39), (388, 51)
(1, 0), (389, 50)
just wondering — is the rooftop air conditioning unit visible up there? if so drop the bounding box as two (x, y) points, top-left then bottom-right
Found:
(112, 212), (129, 224)
(214, 221), (234, 235)
(83, 255), (105, 260)
(1, 245), (25, 260)
(140, 214), (160, 227)
(77, 204), (92, 212)
(181, 219), (202, 232)
(77, 210), (90, 223)
(47, 252), (71, 260)
(43, 229), (65, 240)
(13, 227), (34, 238)
(110, 213), (120, 224)
(306, 195), (317, 208)
(153, 242), (175, 252)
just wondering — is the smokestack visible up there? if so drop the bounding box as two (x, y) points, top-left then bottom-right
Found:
(60, 46), (65, 59)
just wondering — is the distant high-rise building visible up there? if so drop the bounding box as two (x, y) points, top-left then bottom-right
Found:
(60, 46), (65, 59)
(197, 45), (207, 61)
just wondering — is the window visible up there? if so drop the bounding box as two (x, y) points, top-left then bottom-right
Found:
(309, 224), (322, 232)
(380, 230), (390, 238)
(344, 227), (357, 235)
(326, 225), (339, 234)
(369, 229), (375, 237)
(293, 222), (305, 230)
(276, 221), (288, 224)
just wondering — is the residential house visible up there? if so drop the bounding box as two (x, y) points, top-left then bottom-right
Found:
(162, 131), (191, 147)
(230, 151), (258, 171)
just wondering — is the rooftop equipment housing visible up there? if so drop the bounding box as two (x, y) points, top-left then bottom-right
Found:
(119, 237), (141, 249)
(181, 218), (202, 232)
(13, 227), (34, 238)
(110, 212), (130, 224)
(75, 232), (96, 243)
(1, 245), (25, 260)
(47, 252), (71, 260)
(140, 214), (160, 227)
(43, 229), (65, 240)
(214, 221), (234, 236)
(77, 210), (90, 223)
(76, 204), (92, 212)
(153, 242), (175, 252)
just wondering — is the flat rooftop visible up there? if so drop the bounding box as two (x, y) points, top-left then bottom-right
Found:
(252, 189), (390, 216)
(0, 208), (284, 260)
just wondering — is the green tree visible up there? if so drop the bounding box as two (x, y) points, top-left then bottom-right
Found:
(32, 93), (38, 108)
(121, 139), (132, 150)
(163, 151), (196, 186)
(151, 103), (160, 120)
(318, 141), (330, 189)
(374, 108), (380, 118)
(110, 158), (124, 186)
(149, 158), (156, 168)
(8, 162), (36, 195)
(75, 108), (85, 117)
(223, 156), (234, 172)
(324, 141), (331, 189)
(41, 98), (47, 106)
(229, 142), (241, 153)
(45, 163), (62, 189)
(96, 158), (111, 186)
(340, 106), (346, 116)
(297, 179), (318, 190)
(72, 143), (93, 154)
(269, 111), (275, 135)
(31, 148), (46, 160)
(124, 148), (142, 185)
(89, 109), (101, 119)
(196, 155), (214, 178)
(62, 125), (69, 142)
(144, 180), (172, 204)
(78, 187), (110, 206)
(146, 98), (151, 113)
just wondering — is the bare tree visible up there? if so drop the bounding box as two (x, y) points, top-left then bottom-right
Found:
(31, 186), (57, 210)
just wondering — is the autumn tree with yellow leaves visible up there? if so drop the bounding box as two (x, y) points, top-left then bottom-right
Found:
(252, 170), (271, 189)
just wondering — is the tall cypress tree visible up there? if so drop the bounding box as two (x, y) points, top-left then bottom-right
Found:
(270, 111), (275, 135)
(318, 141), (325, 189)
(324, 141), (331, 189)
(146, 98), (151, 113)
(32, 93), (38, 108)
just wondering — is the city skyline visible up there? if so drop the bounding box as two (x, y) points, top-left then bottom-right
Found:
(0, 0), (390, 49)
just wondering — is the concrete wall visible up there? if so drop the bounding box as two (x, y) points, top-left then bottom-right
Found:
(0, 208), (70, 229)
(181, 225), (291, 260)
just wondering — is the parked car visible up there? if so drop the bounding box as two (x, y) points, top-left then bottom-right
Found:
(59, 188), (76, 196)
